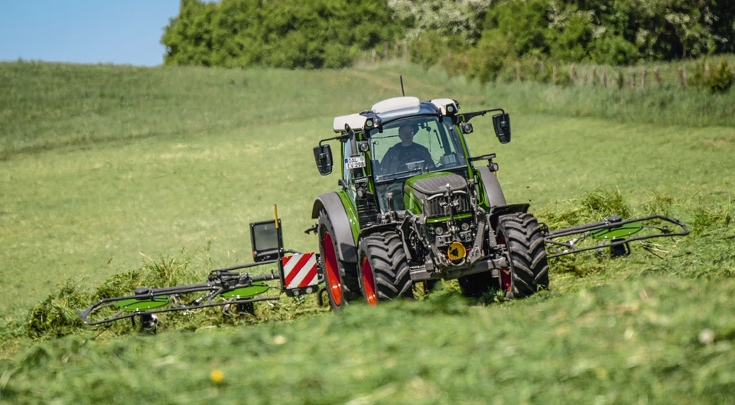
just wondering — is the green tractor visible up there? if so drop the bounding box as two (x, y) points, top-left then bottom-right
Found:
(310, 96), (548, 308)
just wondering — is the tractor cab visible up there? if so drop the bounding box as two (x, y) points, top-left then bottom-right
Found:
(370, 115), (467, 180)
(313, 96), (511, 217)
(368, 114), (468, 212)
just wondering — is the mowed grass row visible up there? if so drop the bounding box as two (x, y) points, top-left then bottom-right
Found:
(0, 61), (734, 403)
(4, 278), (735, 404)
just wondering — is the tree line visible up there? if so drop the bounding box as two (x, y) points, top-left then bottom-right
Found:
(162, 0), (401, 69)
(162, 0), (735, 78)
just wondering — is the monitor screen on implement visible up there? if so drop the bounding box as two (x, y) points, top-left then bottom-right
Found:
(250, 219), (282, 263)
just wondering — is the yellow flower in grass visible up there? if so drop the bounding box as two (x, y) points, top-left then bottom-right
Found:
(210, 369), (224, 384)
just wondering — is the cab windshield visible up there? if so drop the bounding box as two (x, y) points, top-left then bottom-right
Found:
(369, 116), (466, 183)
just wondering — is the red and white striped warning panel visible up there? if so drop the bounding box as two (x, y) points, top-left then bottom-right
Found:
(282, 253), (318, 295)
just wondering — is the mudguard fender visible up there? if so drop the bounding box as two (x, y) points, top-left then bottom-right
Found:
(477, 166), (507, 208)
(311, 192), (358, 263)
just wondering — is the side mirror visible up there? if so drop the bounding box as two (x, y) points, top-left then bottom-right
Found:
(492, 113), (511, 144)
(313, 144), (333, 176)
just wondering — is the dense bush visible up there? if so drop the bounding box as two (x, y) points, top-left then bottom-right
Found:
(477, 0), (732, 65)
(162, 0), (735, 74)
(388, 0), (489, 43)
(163, 0), (404, 69)
(441, 0), (735, 85)
(688, 59), (735, 93)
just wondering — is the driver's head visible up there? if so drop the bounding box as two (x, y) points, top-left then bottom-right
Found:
(398, 123), (416, 145)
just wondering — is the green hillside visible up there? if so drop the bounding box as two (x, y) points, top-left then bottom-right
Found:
(0, 61), (733, 403)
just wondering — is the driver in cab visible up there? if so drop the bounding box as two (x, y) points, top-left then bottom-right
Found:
(380, 123), (435, 174)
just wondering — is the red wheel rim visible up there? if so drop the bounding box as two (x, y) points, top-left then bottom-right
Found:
(361, 256), (377, 306)
(501, 269), (512, 291)
(498, 234), (512, 291)
(323, 232), (342, 306)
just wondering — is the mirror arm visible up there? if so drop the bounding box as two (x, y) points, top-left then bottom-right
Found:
(319, 134), (349, 146)
(345, 124), (359, 158)
(460, 108), (505, 123)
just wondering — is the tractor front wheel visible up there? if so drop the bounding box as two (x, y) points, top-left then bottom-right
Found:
(318, 210), (358, 310)
(497, 213), (549, 298)
(357, 231), (413, 305)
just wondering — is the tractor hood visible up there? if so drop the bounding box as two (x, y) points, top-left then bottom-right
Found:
(403, 172), (471, 218)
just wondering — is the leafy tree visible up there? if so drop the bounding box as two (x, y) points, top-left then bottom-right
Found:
(163, 0), (403, 69)
(484, 0), (551, 57)
(162, 0), (218, 66)
(388, 0), (492, 43)
(464, 29), (515, 84)
(709, 0), (735, 54)
(548, 6), (594, 61)
(161, 0), (735, 75)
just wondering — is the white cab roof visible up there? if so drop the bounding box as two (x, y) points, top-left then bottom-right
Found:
(333, 113), (369, 133)
(371, 96), (421, 119)
(430, 98), (458, 115)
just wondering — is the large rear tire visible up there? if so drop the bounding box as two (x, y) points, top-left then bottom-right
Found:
(357, 231), (413, 305)
(318, 210), (358, 310)
(497, 213), (549, 298)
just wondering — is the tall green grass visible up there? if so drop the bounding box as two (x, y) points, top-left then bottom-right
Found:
(1, 60), (734, 160)
(3, 277), (735, 404)
(482, 79), (735, 127)
(1, 60), (733, 311)
(0, 61), (733, 403)
(9, 190), (732, 343)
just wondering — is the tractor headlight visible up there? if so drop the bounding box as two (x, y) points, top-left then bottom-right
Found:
(365, 118), (374, 128)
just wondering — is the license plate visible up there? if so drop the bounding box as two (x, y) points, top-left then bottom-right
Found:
(345, 156), (366, 169)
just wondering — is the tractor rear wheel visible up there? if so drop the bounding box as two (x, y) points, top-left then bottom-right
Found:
(357, 231), (413, 305)
(497, 213), (549, 298)
(318, 210), (358, 310)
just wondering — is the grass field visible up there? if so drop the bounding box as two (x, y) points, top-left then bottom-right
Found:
(1, 60), (734, 403)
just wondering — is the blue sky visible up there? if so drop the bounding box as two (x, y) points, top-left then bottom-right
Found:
(0, 1), (181, 66)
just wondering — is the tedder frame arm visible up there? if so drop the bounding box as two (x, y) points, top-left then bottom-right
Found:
(78, 208), (323, 328)
(543, 215), (690, 259)
(77, 262), (286, 326)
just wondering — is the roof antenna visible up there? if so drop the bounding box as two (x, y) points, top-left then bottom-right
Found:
(400, 75), (405, 97)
